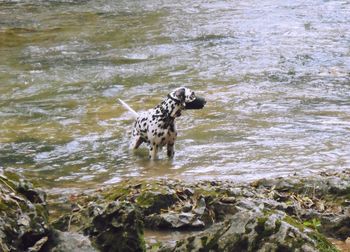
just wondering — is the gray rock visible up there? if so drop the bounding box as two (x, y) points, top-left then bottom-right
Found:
(145, 212), (205, 230)
(181, 202), (193, 212)
(136, 191), (178, 215)
(320, 214), (350, 240)
(236, 198), (261, 211)
(228, 187), (243, 196)
(184, 188), (194, 196)
(212, 200), (238, 221)
(84, 201), (146, 252)
(50, 230), (97, 252)
(193, 197), (206, 215)
(0, 173), (50, 251)
(327, 177), (350, 196)
(169, 209), (337, 252)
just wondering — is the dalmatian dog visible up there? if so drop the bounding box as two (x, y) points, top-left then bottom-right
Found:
(118, 87), (206, 160)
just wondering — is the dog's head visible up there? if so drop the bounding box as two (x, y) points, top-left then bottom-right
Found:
(168, 87), (206, 110)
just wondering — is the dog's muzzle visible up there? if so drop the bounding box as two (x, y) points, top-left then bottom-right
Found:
(185, 96), (206, 110)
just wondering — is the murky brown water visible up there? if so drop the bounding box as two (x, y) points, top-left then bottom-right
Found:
(0, 0), (349, 195)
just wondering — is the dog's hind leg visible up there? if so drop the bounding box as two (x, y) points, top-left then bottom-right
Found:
(149, 143), (159, 160)
(167, 143), (174, 158)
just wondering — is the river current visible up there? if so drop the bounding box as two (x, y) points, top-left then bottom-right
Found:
(0, 0), (349, 194)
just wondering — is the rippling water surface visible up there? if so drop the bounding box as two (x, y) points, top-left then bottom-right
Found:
(0, 0), (349, 194)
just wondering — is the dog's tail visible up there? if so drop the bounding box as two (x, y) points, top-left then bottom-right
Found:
(118, 98), (139, 118)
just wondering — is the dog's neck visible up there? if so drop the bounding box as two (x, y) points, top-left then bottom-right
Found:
(157, 97), (183, 119)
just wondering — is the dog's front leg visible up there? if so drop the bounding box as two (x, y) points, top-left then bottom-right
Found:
(167, 143), (174, 158)
(149, 143), (159, 160)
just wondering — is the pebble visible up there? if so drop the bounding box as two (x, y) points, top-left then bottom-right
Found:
(220, 197), (236, 204)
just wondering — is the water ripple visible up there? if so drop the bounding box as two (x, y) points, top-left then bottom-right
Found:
(0, 0), (349, 194)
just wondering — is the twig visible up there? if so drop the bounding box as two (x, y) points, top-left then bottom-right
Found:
(0, 176), (16, 193)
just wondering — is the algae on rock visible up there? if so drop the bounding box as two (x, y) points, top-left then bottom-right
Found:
(83, 201), (146, 252)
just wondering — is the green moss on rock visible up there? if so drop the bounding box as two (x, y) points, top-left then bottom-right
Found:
(136, 191), (177, 214)
(308, 232), (340, 252)
(102, 185), (132, 201)
(283, 215), (305, 232)
(84, 201), (146, 252)
(0, 173), (50, 251)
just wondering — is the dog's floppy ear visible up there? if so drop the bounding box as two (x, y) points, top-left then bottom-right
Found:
(174, 88), (186, 103)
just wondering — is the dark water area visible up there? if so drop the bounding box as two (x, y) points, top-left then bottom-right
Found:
(0, 0), (349, 195)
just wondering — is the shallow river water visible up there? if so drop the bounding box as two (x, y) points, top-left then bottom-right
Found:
(0, 0), (350, 195)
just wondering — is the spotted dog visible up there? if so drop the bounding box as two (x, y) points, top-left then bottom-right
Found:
(118, 87), (206, 160)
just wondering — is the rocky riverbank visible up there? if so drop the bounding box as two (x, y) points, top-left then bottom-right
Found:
(1, 169), (349, 251)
